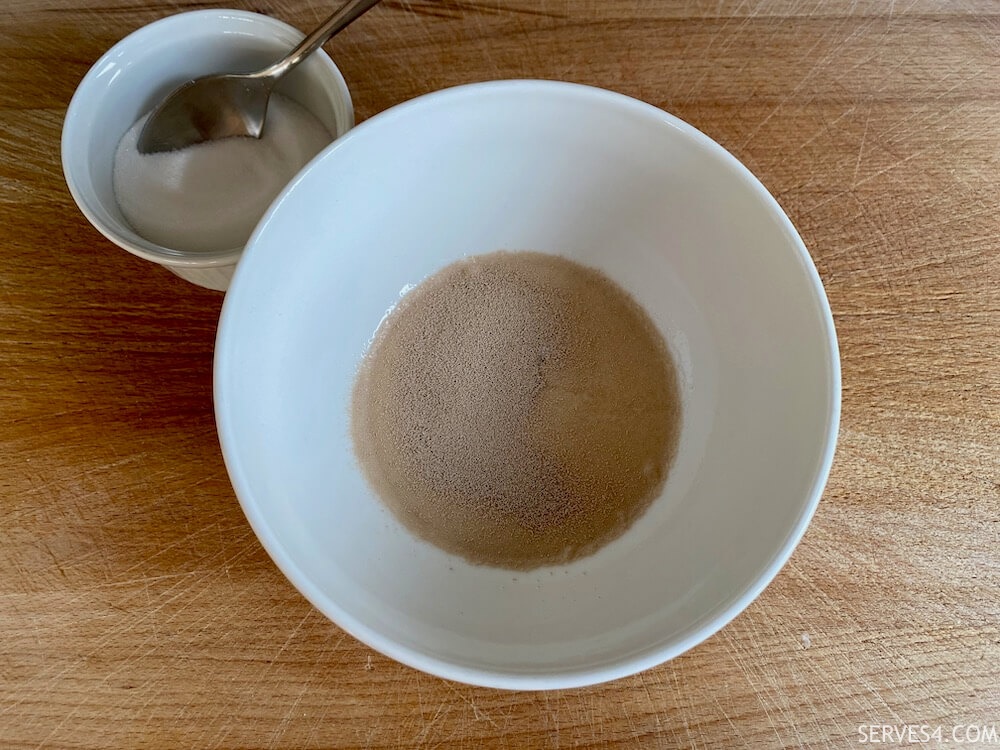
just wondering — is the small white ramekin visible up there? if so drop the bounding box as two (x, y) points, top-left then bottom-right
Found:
(62, 10), (353, 291)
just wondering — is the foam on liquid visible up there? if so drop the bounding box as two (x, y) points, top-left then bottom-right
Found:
(351, 251), (682, 570)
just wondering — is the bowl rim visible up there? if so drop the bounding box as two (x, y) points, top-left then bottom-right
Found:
(215, 79), (842, 690)
(60, 8), (353, 269)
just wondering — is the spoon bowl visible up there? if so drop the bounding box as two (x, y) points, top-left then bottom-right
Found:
(139, 75), (273, 150)
(137, 0), (380, 154)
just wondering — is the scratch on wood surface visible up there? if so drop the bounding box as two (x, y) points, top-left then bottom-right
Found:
(410, 695), (451, 746)
(717, 627), (785, 747)
(267, 675), (313, 749)
(385, 0), (564, 21)
(384, 0), (461, 21)
(851, 98), (871, 184)
(635, 670), (655, 706)
(2, 572), (195, 715)
(678, 0), (751, 104)
(740, 11), (882, 151)
(446, 682), (498, 728)
(27, 565), (242, 750)
(829, 201), (998, 266)
(619, 698), (643, 747)
(805, 142), (944, 216)
(266, 620), (354, 749)
(297, 0), (324, 26)
(3, 525), (263, 742)
(775, 563), (913, 723)
(875, 65), (990, 149)
(717, 0), (766, 56)
(35, 537), (69, 581)
(665, 665), (698, 748)
(499, 694), (516, 733)
(296, 634), (356, 749)
(540, 690), (560, 748)
(712, 689), (753, 749)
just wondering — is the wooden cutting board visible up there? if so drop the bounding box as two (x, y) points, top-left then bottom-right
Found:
(1, 1), (997, 747)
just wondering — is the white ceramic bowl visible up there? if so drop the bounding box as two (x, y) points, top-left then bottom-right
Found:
(215, 81), (840, 689)
(62, 10), (353, 291)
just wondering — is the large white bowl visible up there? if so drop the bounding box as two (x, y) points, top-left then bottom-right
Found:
(215, 80), (840, 689)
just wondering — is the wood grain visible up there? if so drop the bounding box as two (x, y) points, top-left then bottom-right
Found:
(1, 1), (997, 747)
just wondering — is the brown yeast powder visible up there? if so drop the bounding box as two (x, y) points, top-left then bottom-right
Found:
(350, 251), (681, 569)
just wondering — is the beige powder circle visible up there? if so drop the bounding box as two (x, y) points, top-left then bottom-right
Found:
(351, 251), (681, 570)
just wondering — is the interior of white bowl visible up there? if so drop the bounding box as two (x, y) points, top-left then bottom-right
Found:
(215, 80), (839, 689)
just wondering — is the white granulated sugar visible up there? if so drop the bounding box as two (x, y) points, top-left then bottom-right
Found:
(113, 93), (331, 254)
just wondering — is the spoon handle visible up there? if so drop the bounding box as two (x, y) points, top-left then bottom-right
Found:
(257, 0), (382, 82)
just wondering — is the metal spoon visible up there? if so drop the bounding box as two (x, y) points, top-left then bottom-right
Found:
(137, 0), (381, 155)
